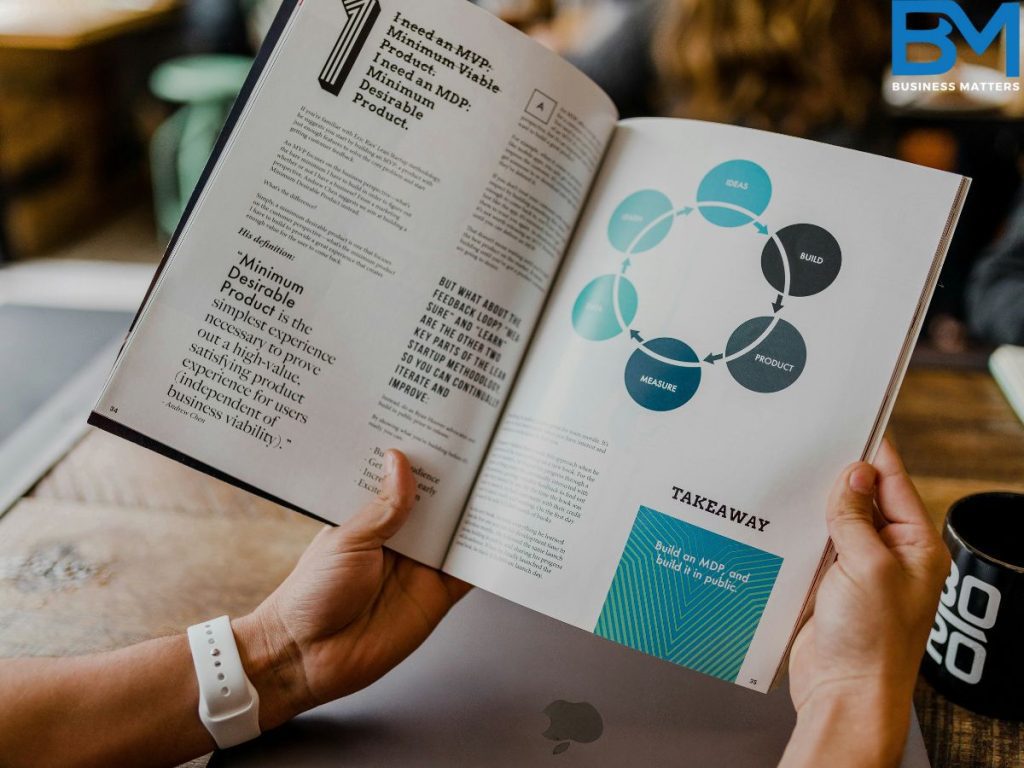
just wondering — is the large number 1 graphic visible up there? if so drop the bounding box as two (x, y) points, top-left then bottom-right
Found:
(319, 0), (382, 96)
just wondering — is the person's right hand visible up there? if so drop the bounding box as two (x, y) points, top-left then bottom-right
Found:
(780, 440), (951, 767)
(0, 451), (467, 768)
(233, 450), (470, 731)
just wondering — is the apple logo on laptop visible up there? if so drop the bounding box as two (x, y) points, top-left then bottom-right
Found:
(541, 700), (604, 755)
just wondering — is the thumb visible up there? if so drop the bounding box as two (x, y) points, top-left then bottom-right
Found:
(827, 462), (887, 561)
(335, 450), (417, 551)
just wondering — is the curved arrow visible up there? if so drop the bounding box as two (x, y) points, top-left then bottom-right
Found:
(611, 198), (784, 369)
(615, 208), (707, 368)
(611, 208), (678, 336)
(715, 231), (792, 364)
(625, 209), (677, 255)
(631, 338), (704, 368)
(694, 201), (769, 232)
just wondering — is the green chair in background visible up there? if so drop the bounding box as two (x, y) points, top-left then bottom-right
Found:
(148, 54), (253, 239)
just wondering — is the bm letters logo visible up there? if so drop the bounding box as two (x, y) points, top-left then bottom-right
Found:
(892, 1), (1021, 77)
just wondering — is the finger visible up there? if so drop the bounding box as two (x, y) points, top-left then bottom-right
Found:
(873, 439), (931, 528)
(335, 450), (417, 551)
(827, 462), (888, 560)
(874, 441), (948, 580)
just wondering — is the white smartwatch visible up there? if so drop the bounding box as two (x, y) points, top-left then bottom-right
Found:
(187, 616), (261, 749)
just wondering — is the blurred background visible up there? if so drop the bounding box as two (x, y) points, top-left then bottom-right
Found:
(0, 0), (1021, 356)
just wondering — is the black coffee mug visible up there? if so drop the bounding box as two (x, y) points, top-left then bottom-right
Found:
(921, 492), (1023, 720)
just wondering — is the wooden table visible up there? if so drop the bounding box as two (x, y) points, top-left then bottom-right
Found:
(0, 366), (1022, 767)
(889, 367), (1024, 768)
(0, 0), (181, 50)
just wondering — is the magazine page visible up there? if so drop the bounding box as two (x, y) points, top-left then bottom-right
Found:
(443, 118), (967, 689)
(91, 0), (617, 568)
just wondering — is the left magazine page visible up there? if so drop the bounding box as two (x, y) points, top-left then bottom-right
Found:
(90, 0), (618, 568)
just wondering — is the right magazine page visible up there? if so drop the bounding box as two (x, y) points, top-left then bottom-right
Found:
(443, 118), (968, 692)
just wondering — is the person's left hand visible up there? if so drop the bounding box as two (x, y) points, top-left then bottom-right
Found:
(234, 449), (470, 729)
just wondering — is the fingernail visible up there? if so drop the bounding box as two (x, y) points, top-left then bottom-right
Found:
(849, 465), (876, 495)
(385, 451), (396, 476)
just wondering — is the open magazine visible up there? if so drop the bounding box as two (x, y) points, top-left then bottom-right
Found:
(91, 0), (968, 691)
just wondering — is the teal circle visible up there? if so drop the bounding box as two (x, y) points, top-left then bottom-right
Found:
(624, 338), (701, 411)
(608, 190), (674, 253)
(572, 275), (638, 341)
(697, 160), (772, 228)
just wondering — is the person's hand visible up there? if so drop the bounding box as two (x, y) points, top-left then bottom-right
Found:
(234, 450), (470, 729)
(781, 440), (950, 768)
(0, 450), (468, 767)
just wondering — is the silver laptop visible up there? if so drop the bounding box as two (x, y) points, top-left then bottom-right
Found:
(0, 260), (151, 515)
(214, 589), (931, 767)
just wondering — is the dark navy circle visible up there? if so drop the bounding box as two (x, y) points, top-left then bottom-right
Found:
(624, 338), (702, 411)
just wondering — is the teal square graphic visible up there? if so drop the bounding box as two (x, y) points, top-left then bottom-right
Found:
(594, 506), (783, 682)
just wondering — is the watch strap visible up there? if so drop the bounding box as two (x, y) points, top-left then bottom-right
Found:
(187, 616), (261, 749)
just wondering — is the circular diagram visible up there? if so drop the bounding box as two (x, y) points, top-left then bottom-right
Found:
(571, 160), (842, 411)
